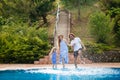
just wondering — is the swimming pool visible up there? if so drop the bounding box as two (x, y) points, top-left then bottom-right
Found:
(0, 68), (120, 80)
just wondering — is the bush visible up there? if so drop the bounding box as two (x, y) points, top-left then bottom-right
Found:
(114, 17), (120, 46)
(0, 24), (51, 63)
(86, 41), (115, 54)
(0, 16), (6, 26)
(115, 27), (120, 46)
(89, 11), (114, 44)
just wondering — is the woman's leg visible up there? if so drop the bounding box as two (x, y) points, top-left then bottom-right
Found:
(62, 58), (65, 68)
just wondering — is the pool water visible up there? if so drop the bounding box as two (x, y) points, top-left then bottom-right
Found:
(0, 68), (120, 80)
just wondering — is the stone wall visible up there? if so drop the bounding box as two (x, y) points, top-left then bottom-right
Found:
(83, 50), (120, 62)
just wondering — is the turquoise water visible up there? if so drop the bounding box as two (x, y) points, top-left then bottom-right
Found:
(0, 68), (120, 80)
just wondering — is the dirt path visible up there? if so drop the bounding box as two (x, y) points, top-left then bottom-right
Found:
(54, 10), (70, 47)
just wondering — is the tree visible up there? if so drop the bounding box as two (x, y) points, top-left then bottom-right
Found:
(100, 0), (120, 46)
(0, 0), (55, 26)
(90, 11), (114, 44)
(61, 0), (81, 20)
(29, 0), (55, 24)
(61, 0), (98, 21)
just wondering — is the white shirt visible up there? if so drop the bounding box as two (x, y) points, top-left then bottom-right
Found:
(70, 37), (82, 51)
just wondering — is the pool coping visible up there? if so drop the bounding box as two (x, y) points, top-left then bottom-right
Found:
(0, 63), (120, 70)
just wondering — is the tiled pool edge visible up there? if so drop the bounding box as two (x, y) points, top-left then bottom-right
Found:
(0, 63), (120, 71)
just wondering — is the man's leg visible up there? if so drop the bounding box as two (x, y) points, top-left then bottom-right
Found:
(74, 51), (78, 68)
(74, 56), (77, 68)
(78, 50), (85, 64)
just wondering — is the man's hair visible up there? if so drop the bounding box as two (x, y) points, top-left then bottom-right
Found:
(69, 33), (75, 38)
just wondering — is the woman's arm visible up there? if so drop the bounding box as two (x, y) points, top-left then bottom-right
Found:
(63, 39), (71, 46)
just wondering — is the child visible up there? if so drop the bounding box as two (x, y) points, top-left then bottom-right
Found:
(49, 47), (57, 68)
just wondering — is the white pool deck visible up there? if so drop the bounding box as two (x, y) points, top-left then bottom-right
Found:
(0, 63), (120, 70)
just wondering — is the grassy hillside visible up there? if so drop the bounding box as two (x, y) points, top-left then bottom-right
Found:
(70, 1), (100, 42)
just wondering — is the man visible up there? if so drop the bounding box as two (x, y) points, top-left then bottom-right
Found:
(69, 33), (86, 68)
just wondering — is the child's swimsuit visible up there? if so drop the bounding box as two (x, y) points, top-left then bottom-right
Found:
(52, 51), (57, 64)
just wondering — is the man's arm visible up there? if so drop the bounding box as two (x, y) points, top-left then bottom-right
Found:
(80, 41), (86, 50)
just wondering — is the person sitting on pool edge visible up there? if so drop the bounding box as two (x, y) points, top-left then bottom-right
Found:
(49, 47), (57, 68)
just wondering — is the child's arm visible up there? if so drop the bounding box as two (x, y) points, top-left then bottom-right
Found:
(49, 47), (55, 55)
(49, 47), (55, 60)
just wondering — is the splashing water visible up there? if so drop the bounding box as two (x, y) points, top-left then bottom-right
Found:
(26, 68), (119, 75)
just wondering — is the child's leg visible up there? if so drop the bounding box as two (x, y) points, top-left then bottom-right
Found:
(54, 64), (57, 68)
(52, 64), (54, 68)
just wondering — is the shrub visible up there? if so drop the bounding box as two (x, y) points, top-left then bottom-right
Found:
(115, 27), (120, 46)
(0, 24), (51, 63)
(85, 41), (115, 54)
(0, 16), (6, 26)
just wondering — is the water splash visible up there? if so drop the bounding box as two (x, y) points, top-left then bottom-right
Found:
(26, 67), (120, 76)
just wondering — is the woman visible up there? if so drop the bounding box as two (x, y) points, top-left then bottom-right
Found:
(58, 35), (69, 68)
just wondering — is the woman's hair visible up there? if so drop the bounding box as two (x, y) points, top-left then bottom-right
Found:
(69, 33), (75, 38)
(58, 35), (63, 48)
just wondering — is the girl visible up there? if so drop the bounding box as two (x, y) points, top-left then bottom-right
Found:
(58, 35), (69, 68)
(49, 47), (57, 68)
